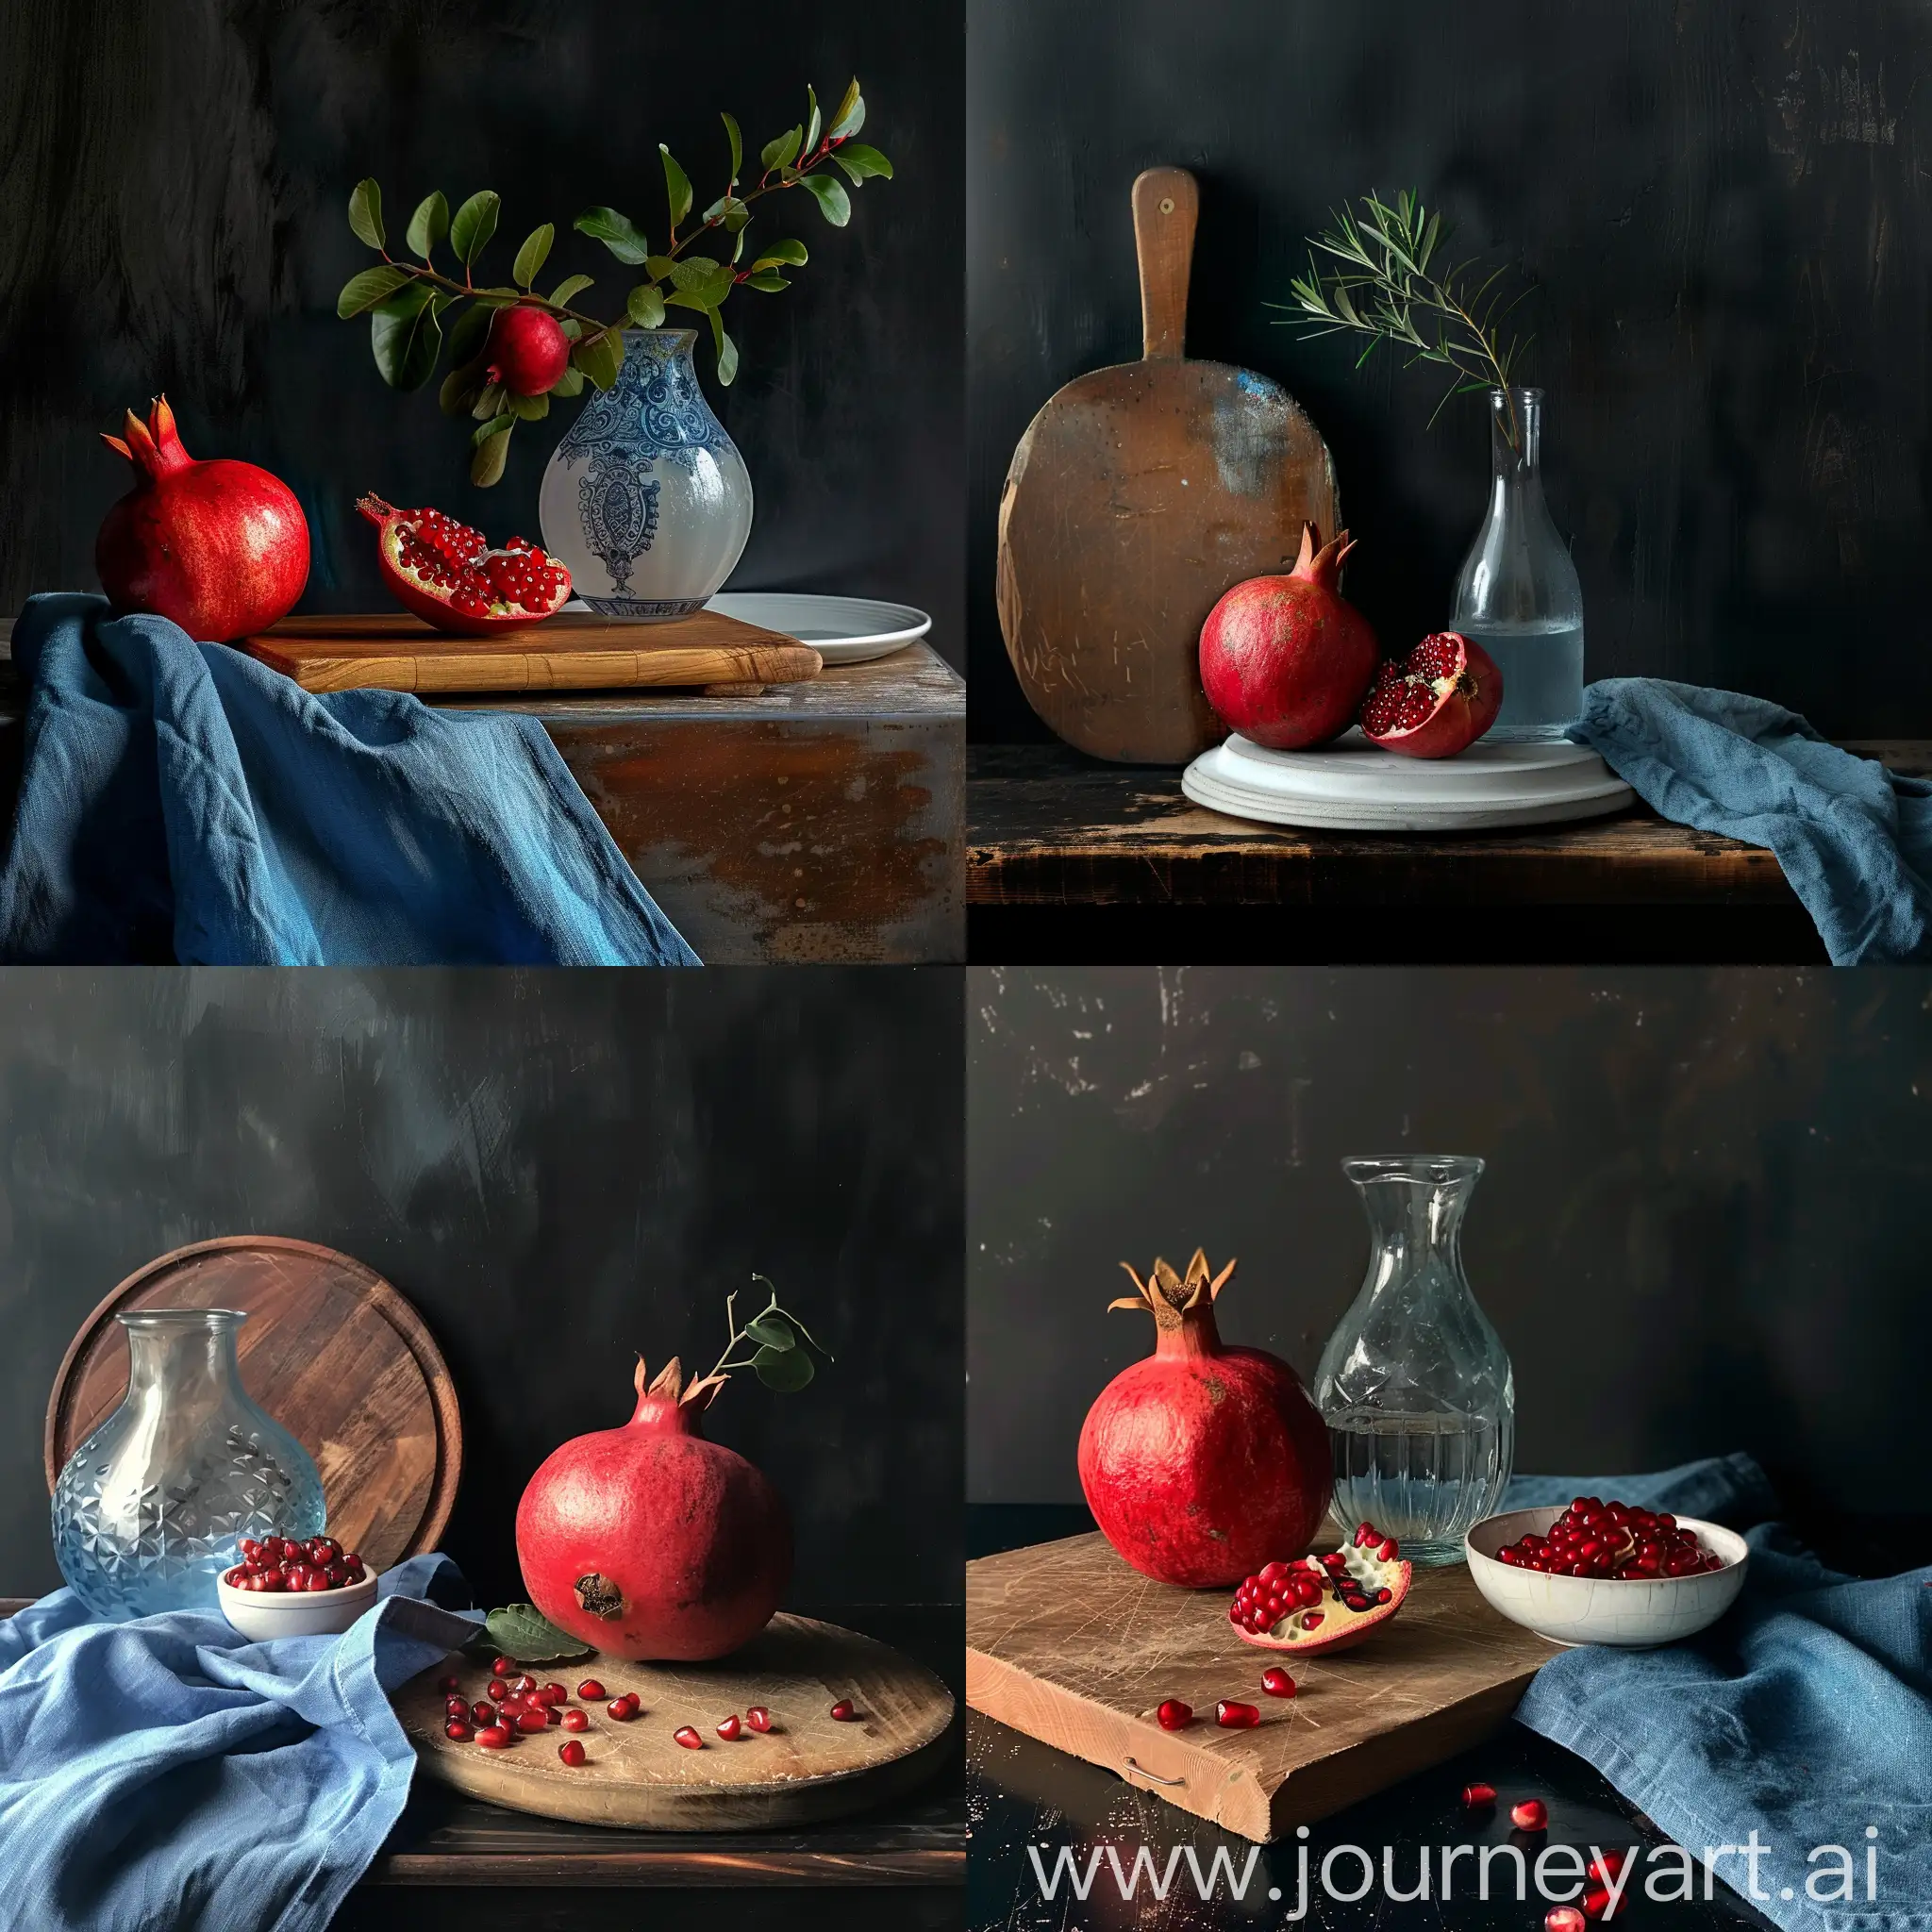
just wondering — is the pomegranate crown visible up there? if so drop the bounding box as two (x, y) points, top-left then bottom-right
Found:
(634, 1355), (724, 1412)
(101, 395), (193, 481)
(1291, 521), (1356, 591)
(1110, 1249), (1237, 1331)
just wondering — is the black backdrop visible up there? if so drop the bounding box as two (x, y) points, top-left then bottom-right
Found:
(0, 0), (962, 663)
(0, 968), (962, 1609)
(969, 966), (1932, 1529)
(970, 0), (1932, 738)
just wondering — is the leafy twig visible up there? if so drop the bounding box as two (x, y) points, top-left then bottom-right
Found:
(677, 1273), (833, 1409)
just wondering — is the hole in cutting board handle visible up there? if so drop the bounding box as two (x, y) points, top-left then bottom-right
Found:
(1123, 1757), (1186, 1788)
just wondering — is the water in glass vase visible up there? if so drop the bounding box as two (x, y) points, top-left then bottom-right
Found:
(1461, 618), (1586, 742)
(1328, 1408), (1510, 1565)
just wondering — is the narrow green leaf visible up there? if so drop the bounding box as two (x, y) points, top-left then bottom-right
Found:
(450, 190), (500, 266)
(723, 110), (743, 182)
(469, 287), (525, 308)
(744, 271), (790, 292)
(406, 191), (449, 261)
(752, 239), (809, 270)
(471, 380), (505, 421)
(574, 206), (652, 266)
(483, 1604), (592, 1664)
(572, 327), (625, 391)
(710, 310), (739, 387)
(832, 142), (893, 185)
(753, 1343), (812, 1392)
(445, 302), (494, 366)
(348, 178), (385, 250)
(659, 144), (692, 229)
(798, 174), (850, 227)
(744, 1312), (796, 1351)
(761, 125), (803, 174)
(371, 291), (441, 391)
(337, 264), (413, 319)
(511, 223), (555, 289)
(826, 77), (864, 140)
(547, 273), (594, 308)
(472, 412), (514, 450)
(626, 283), (667, 328)
(804, 83), (822, 157)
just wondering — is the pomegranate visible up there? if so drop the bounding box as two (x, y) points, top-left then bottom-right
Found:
(1076, 1251), (1331, 1590)
(485, 305), (572, 396)
(515, 1355), (791, 1663)
(1197, 524), (1380, 750)
(96, 396), (310, 642)
(358, 496), (571, 636)
(1228, 1521), (1413, 1655)
(1358, 631), (1503, 758)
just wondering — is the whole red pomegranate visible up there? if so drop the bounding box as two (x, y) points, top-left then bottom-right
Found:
(96, 396), (310, 641)
(1078, 1251), (1332, 1590)
(1198, 523), (1379, 749)
(516, 1356), (791, 1661)
(486, 306), (572, 396)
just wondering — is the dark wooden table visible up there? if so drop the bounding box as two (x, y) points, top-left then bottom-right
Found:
(967, 741), (1932, 962)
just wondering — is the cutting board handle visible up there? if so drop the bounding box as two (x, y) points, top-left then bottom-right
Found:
(1132, 167), (1199, 362)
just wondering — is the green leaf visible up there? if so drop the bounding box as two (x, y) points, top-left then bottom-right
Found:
(826, 77), (864, 141)
(371, 289), (441, 391)
(761, 125), (804, 174)
(482, 1603), (593, 1664)
(507, 390), (551, 420)
(804, 84), (822, 157)
(445, 302), (494, 367)
(744, 1312), (796, 1351)
(469, 286), (525, 308)
(833, 143), (893, 185)
(666, 255), (724, 292)
(659, 144), (692, 230)
(798, 174), (851, 227)
(744, 271), (790, 292)
(512, 223), (555, 289)
(471, 380), (505, 421)
(406, 191), (448, 260)
(450, 190), (500, 266)
(709, 310), (739, 387)
(626, 283), (666, 328)
(471, 414), (514, 487)
(574, 206), (651, 267)
(723, 110), (743, 182)
(752, 240), (809, 270)
(643, 254), (677, 281)
(572, 327), (625, 391)
(753, 1343), (813, 1392)
(550, 363), (586, 397)
(439, 361), (485, 417)
(547, 273), (594, 308)
(337, 264), (413, 318)
(348, 178), (385, 250)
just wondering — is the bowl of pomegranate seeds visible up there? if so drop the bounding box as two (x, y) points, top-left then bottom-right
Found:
(1466, 1497), (1748, 1647)
(216, 1535), (378, 1639)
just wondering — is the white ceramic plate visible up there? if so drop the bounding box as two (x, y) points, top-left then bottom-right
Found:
(217, 1565), (380, 1640)
(703, 591), (932, 665)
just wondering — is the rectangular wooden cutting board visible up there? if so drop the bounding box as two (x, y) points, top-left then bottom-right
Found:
(242, 611), (824, 695)
(967, 1533), (1555, 1841)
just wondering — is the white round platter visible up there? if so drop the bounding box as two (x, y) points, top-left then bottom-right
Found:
(702, 591), (931, 666)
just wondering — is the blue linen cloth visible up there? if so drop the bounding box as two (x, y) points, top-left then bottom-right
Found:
(1503, 1457), (1931, 1932)
(0, 592), (701, 964)
(0, 1553), (480, 1932)
(1569, 678), (1932, 965)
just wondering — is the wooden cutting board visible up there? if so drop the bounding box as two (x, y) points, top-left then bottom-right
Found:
(401, 1615), (957, 1829)
(242, 611), (824, 694)
(997, 167), (1341, 765)
(967, 1533), (1554, 1842)
(44, 1237), (460, 1573)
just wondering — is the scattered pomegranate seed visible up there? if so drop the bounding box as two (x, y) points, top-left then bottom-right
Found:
(445, 1722), (473, 1741)
(1589, 1852), (1627, 1884)
(1461, 1782), (1497, 1807)
(538, 1682), (568, 1705)
(515, 1710), (549, 1736)
(486, 1680), (509, 1702)
(475, 1725), (512, 1748)
(1546, 1909), (1589, 1932)
(745, 1707), (773, 1732)
(717, 1714), (743, 1740)
(1260, 1667), (1296, 1698)
(491, 1657), (515, 1676)
(674, 1725), (704, 1750)
(577, 1679), (606, 1701)
(445, 1695), (469, 1718)
(1511, 1798), (1549, 1832)
(829, 1699), (857, 1722)
(438, 1674), (460, 1693)
(509, 1674), (537, 1695)
(561, 1708), (589, 1732)
(607, 1699), (637, 1722)
(1215, 1700), (1261, 1728)
(1582, 1886), (1615, 1920)
(1156, 1699), (1192, 1730)
(558, 1740), (587, 1767)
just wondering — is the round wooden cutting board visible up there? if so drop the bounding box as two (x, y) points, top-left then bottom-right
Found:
(400, 1615), (956, 1829)
(44, 1237), (461, 1572)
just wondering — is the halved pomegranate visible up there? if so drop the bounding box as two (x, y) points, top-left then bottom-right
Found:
(358, 495), (571, 636)
(1358, 631), (1503, 758)
(1228, 1520), (1413, 1655)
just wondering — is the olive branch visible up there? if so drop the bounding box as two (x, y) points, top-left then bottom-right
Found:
(335, 77), (892, 485)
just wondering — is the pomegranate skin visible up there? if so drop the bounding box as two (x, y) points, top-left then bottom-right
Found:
(1198, 524), (1379, 751)
(515, 1357), (791, 1662)
(1078, 1252), (1332, 1590)
(95, 396), (309, 642)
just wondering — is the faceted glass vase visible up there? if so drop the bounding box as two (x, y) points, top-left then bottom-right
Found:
(1313, 1157), (1515, 1566)
(1449, 385), (1587, 741)
(51, 1308), (325, 1620)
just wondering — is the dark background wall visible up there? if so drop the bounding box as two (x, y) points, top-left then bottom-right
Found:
(0, 968), (962, 1608)
(0, 0), (962, 665)
(969, 966), (1932, 1525)
(970, 0), (1932, 738)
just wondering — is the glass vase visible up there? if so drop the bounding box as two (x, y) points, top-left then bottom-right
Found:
(1449, 386), (1586, 741)
(1313, 1157), (1514, 1565)
(51, 1308), (325, 1620)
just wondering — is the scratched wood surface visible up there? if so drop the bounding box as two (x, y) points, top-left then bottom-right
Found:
(996, 167), (1339, 765)
(967, 1532), (1555, 1841)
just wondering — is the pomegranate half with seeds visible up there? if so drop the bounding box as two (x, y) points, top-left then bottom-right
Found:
(1358, 631), (1503, 758)
(1229, 1519), (1413, 1655)
(358, 495), (571, 636)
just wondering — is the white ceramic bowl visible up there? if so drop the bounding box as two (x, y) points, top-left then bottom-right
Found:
(217, 1565), (380, 1640)
(1466, 1507), (1748, 1647)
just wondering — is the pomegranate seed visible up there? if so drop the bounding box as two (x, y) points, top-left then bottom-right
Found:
(558, 1740), (587, 1767)
(1300, 1611), (1324, 1629)
(1355, 1522), (1374, 1545)
(510, 1674), (537, 1695)
(1582, 1888), (1614, 1920)
(674, 1725), (704, 1750)
(515, 1711), (549, 1735)
(577, 1679), (606, 1701)
(1547, 1910), (1590, 1932)
(445, 1722), (473, 1741)
(444, 1695), (469, 1718)
(829, 1699), (857, 1722)
(1511, 1798), (1548, 1832)
(1589, 1852), (1627, 1883)
(491, 1657), (515, 1676)
(745, 1707), (773, 1732)
(1156, 1699), (1192, 1730)
(1378, 1537), (1400, 1561)
(717, 1714), (743, 1740)
(1260, 1668), (1296, 1698)
(608, 1699), (637, 1722)
(1461, 1782), (1497, 1807)
(475, 1725), (512, 1748)
(487, 1680), (508, 1702)
(1215, 1700), (1261, 1728)
(538, 1682), (567, 1705)
(561, 1707), (589, 1732)
(544, 1706), (561, 1725)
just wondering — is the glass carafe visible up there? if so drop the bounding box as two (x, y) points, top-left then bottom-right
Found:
(1449, 386), (1585, 741)
(51, 1308), (325, 1620)
(1313, 1158), (1513, 1565)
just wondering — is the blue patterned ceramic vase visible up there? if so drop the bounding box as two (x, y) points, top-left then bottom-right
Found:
(538, 328), (754, 619)
(51, 1308), (325, 1620)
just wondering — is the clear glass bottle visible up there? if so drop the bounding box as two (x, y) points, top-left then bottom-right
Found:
(51, 1308), (325, 1620)
(1450, 386), (1585, 741)
(1313, 1157), (1514, 1565)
